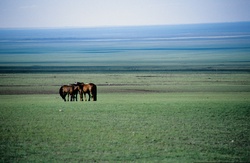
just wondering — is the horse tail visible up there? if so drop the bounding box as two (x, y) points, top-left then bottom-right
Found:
(59, 86), (66, 101)
(92, 84), (97, 101)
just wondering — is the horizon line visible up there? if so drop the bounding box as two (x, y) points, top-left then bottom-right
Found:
(1, 21), (250, 30)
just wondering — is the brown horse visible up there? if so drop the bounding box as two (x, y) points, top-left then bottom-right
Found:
(71, 84), (82, 101)
(75, 82), (97, 101)
(59, 84), (80, 102)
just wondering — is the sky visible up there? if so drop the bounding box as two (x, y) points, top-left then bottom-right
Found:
(0, 0), (250, 28)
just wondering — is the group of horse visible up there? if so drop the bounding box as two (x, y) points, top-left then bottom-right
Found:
(59, 82), (97, 102)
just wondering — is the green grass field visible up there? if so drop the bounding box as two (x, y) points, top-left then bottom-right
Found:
(1, 73), (250, 162)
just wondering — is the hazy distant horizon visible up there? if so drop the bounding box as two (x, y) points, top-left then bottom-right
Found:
(0, 21), (250, 30)
(1, 0), (250, 28)
(0, 22), (249, 73)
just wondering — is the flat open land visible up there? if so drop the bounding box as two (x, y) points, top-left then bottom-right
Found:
(1, 72), (250, 162)
(1, 22), (250, 162)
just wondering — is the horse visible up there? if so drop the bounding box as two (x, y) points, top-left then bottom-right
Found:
(75, 82), (97, 101)
(59, 84), (80, 102)
(70, 84), (82, 101)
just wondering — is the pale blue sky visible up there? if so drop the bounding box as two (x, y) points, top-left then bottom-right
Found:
(0, 0), (250, 28)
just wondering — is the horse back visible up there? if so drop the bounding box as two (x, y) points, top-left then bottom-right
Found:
(89, 83), (96, 92)
(82, 83), (94, 91)
(62, 85), (74, 94)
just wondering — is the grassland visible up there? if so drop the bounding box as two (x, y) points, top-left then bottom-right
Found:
(1, 72), (250, 162)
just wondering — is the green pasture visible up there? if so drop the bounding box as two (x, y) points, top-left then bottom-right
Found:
(1, 73), (250, 162)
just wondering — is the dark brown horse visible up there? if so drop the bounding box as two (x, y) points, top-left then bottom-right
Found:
(75, 82), (97, 101)
(70, 84), (82, 101)
(59, 84), (80, 102)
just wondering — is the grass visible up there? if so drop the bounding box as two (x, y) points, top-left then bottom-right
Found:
(1, 73), (250, 94)
(1, 73), (250, 162)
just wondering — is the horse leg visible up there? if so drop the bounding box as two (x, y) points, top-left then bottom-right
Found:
(90, 90), (95, 101)
(74, 94), (76, 101)
(79, 92), (83, 101)
(63, 93), (66, 102)
(91, 92), (94, 101)
(84, 93), (87, 101)
(88, 92), (91, 101)
(71, 94), (74, 101)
